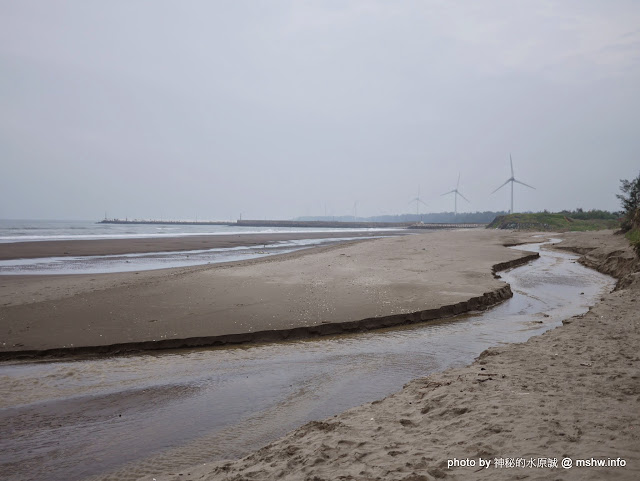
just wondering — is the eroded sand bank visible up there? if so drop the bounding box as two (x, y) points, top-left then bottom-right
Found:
(139, 231), (640, 481)
(0, 230), (537, 357)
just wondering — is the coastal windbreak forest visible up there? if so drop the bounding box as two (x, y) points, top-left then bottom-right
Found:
(617, 171), (640, 255)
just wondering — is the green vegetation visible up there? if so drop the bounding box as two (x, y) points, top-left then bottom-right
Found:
(557, 208), (619, 221)
(617, 172), (640, 232)
(487, 173), (640, 254)
(626, 228), (640, 255)
(488, 211), (620, 231)
(617, 172), (640, 257)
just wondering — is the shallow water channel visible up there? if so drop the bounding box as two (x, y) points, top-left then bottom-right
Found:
(0, 236), (383, 275)
(0, 241), (615, 481)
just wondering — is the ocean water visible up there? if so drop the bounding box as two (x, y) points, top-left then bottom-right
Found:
(0, 219), (400, 243)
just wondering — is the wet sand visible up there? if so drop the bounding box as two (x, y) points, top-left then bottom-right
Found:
(0, 231), (399, 261)
(0, 230), (536, 357)
(145, 230), (639, 481)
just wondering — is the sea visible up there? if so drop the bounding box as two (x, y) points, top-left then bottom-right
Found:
(0, 219), (400, 275)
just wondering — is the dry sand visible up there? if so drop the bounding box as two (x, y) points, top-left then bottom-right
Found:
(138, 230), (639, 481)
(0, 230), (536, 357)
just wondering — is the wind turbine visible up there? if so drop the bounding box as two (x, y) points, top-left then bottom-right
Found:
(410, 187), (428, 221)
(491, 154), (535, 214)
(441, 173), (469, 215)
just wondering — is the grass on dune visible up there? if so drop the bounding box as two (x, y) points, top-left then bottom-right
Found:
(626, 228), (640, 256)
(488, 213), (620, 232)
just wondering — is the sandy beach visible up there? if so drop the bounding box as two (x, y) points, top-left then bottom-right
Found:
(1, 229), (536, 357)
(2, 229), (638, 481)
(132, 230), (638, 481)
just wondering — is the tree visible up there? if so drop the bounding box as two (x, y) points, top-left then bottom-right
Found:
(617, 172), (640, 232)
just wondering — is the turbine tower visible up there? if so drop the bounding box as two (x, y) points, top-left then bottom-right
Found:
(410, 186), (428, 220)
(491, 154), (535, 214)
(441, 173), (469, 215)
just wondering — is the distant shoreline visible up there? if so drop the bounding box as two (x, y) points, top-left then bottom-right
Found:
(99, 218), (488, 229)
(99, 218), (417, 228)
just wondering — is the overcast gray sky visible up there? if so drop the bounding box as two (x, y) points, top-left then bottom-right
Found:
(1, 1), (639, 220)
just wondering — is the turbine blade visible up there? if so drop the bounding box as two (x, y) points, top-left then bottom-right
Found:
(513, 179), (535, 189)
(510, 154), (514, 177)
(457, 192), (470, 202)
(456, 172), (460, 189)
(491, 179), (511, 194)
(418, 199), (429, 207)
(441, 190), (456, 196)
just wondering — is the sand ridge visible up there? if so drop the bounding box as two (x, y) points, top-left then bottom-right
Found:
(1, 230), (539, 357)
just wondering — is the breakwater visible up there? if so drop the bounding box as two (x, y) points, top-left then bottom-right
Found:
(98, 219), (413, 228)
(98, 219), (487, 229)
(235, 219), (413, 228)
(98, 219), (231, 226)
(409, 222), (487, 229)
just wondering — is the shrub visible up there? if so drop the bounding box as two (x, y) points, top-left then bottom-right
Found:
(617, 172), (640, 232)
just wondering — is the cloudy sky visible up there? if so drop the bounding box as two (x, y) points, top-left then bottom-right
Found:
(1, 1), (639, 220)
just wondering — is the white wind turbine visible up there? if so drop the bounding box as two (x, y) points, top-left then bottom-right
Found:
(491, 154), (535, 214)
(409, 187), (428, 220)
(441, 173), (469, 215)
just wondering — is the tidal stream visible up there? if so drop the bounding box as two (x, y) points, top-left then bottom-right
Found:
(0, 241), (615, 481)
